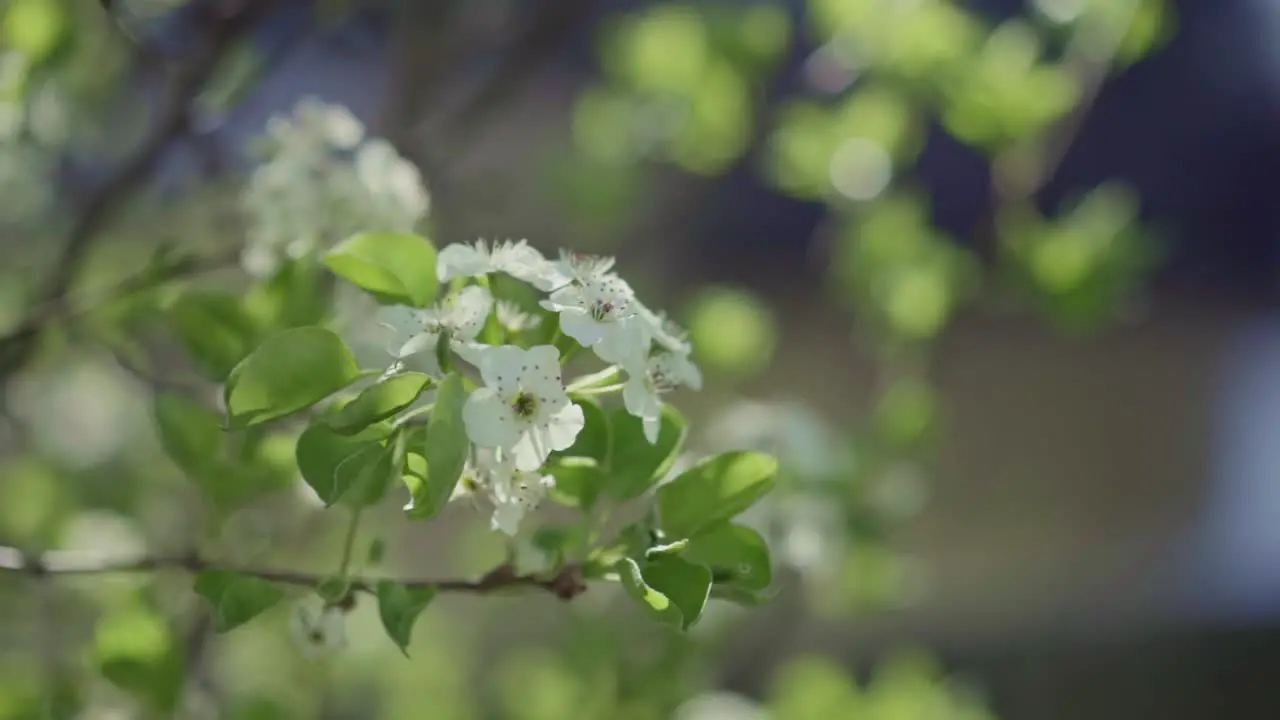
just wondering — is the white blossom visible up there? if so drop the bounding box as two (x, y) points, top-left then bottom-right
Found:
(494, 300), (542, 334)
(635, 301), (694, 355)
(436, 239), (557, 290)
(537, 250), (618, 290)
(462, 345), (584, 471)
(540, 275), (650, 366)
(377, 285), (493, 373)
(240, 97), (429, 278)
(486, 453), (556, 536)
(355, 138), (430, 224)
(438, 449), (555, 535)
(623, 350), (704, 442)
(289, 602), (347, 660)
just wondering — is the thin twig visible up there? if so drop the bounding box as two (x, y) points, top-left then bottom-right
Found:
(11, 246), (242, 337)
(0, 0), (280, 383)
(0, 546), (589, 601)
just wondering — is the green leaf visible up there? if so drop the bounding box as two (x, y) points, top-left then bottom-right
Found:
(193, 571), (284, 633)
(153, 394), (221, 477)
(243, 258), (332, 329)
(617, 556), (712, 630)
(367, 538), (387, 565)
(607, 405), (686, 499)
(223, 326), (361, 428)
(334, 443), (396, 509)
(375, 581), (437, 656)
(657, 451), (777, 539)
(551, 398), (610, 465)
(531, 525), (589, 567)
(295, 423), (385, 505)
(406, 373), (469, 519)
(547, 457), (606, 509)
(324, 232), (439, 307)
(92, 605), (183, 711)
(682, 522), (772, 592)
(327, 373), (431, 435)
(169, 290), (262, 382)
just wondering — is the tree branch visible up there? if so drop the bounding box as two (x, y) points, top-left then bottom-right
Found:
(0, 0), (279, 383)
(0, 546), (589, 601)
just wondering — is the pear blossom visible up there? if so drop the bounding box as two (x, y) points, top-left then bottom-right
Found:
(540, 275), (651, 366)
(486, 453), (556, 536)
(290, 602), (347, 660)
(376, 285), (493, 372)
(624, 350), (704, 442)
(495, 300), (542, 334)
(436, 239), (558, 290)
(435, 449), (555, 535)
(462, 345), (584, 471)
(537, 250), (618, 290)
(635, 301), (694, 355)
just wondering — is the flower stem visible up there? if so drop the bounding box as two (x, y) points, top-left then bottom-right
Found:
(570, 382), (626, 397)
(566, 365), (620, 392)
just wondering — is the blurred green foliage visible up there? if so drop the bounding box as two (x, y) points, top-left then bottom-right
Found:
(0, 0), (1178, 717)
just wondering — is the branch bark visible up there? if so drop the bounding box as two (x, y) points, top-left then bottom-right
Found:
(0, 546), (589, 601)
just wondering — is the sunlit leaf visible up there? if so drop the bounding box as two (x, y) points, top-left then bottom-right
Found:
(223, 327), (361, 428)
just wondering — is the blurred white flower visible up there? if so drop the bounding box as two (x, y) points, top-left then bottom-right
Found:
(290, 602), (347, 661)
(495, 300), (542, 334)
(240, 97), (429, 277)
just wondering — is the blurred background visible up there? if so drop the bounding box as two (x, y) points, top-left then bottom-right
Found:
(3, 0), (1280, 718)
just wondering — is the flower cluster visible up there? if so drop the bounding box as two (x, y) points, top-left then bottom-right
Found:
(378, 239), (703, 534)
(239, 97), (429, 278)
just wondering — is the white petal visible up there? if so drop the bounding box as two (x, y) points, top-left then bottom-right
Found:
(643, 415), (661, 444)
(559, 311), (607, 347)
(544, 284), (588, 312)
(449, 286), (493, 339)
(475, 344), (527, 396)
(541, 402), (585, 452)
(452, 340), (488, 367)
(509, 429), (551, 472)
(490, 500), (525, 535)
(436, 242), (489, 281)
(624, 375), (662, 424)
(519, 345), (567, 399)
(396, 331), (438, 359)
(378, 305), (428, 339)
(593, 317), (651, 365)
(463, 389), (521, 449)
(675, 354), (703, 391)
(319, 607), (347, 649)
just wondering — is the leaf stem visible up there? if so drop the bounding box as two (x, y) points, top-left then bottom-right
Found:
(337, 509), (363, 580)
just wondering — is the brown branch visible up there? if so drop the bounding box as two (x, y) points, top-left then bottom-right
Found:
(0, 546), (589, 601)
(0, 0), (279, 383)
(11, 246), (241, 338)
